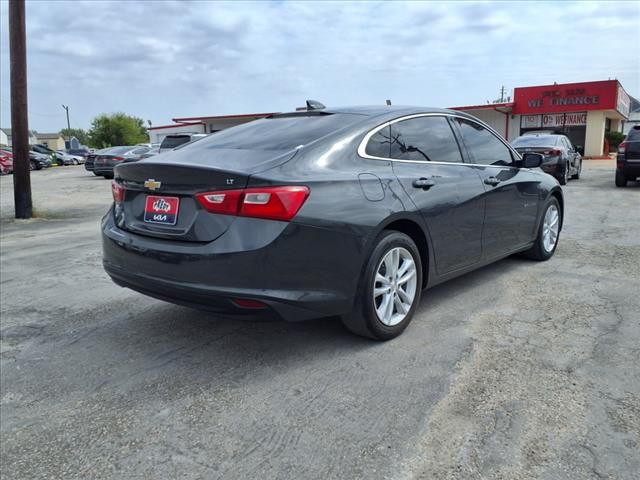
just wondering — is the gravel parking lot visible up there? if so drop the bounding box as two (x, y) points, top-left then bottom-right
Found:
(1, 163), (639, 479)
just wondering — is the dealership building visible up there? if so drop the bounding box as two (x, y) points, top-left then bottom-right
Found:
(452, 79), (632, 157)
(147, 112), (276, 144)
(150, 79), (632, 158)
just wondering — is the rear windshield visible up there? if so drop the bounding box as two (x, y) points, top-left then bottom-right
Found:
(160, 135), (192, 149)
(513, 136), (559, 146)
(627, 127), (640, 141)
(186, 113), (363, 151)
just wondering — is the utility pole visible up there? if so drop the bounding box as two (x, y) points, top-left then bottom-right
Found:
(62, 104), (70, 132)
(9, 0), (32, 219)
(499, 85), (506, 103)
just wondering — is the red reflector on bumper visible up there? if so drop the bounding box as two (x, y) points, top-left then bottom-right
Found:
(232, 298), (269, 309)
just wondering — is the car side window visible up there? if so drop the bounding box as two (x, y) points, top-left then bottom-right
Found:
(453, 118), (514, 166)
(365, 126), (391, 158)
(564, 138), (574, 151)
(388, 116), (463, 163)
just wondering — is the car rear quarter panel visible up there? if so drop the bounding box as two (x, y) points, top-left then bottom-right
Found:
(253, 128), (434, 300)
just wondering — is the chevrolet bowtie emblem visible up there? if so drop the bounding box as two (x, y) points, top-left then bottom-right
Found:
(144, 179), (161, 191)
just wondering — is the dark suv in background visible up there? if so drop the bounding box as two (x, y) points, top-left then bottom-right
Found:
(616, 126), (640, 187)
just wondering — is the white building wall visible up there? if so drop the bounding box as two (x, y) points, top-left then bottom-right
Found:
(0, 130), (7, 146)
(464, 109), (508, 137)
(506, 115), (520, 141)
(458, 109), (520, 141)
(148, 124), (205, 144)
(585, 111), (606, 157)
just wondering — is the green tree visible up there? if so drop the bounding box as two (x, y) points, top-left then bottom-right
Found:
(605, 131), (625, 150)
(87, 113), (149, 148)
(60, 128), (89, 146)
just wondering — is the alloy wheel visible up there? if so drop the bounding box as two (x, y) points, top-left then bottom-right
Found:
(542, 205), (559, 253)
(373, 247), (418, 326)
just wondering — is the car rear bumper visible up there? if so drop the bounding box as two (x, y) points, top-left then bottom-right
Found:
(94, 166), (115, 175)
(101, 209), (364, 321)
(539, 157), (563, 176)
(617, 155), (640, 178)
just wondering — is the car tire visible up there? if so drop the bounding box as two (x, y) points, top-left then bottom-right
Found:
(93, 171), (101, 176)
(571, 158), (581, 180)
(30, 161), (35, 171)
(522, 197), (562, 261)
(342, 231), (423, 340)
(558, 162), (569, 185)
(73, 159), (78, 165)
(615, 169), (627, 187)
(104, 173), (114, 179)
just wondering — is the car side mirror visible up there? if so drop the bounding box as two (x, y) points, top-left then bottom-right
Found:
(521, 152), (544, 168)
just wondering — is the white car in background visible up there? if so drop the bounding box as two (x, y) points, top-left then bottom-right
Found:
(56, 150), (85, 165)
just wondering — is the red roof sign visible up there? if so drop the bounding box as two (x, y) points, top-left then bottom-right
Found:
(513, 80), (621, 115)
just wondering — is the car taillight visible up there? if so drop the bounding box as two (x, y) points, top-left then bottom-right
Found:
(542, 149), (562, 156)
(618, 141), (627, 154)
(111, 181), (125, 203)
(196, 189), (243, 215)
(196, 186), (310, 221)
(112, 156), (125, 162)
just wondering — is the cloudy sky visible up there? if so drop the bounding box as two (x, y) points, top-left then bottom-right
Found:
(1, 0), (638, 133)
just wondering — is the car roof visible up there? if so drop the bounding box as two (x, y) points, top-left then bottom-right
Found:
(273, 105), (474, 124)
(519, 133), (565, 137)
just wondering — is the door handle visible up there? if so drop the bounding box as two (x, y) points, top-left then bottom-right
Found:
(412, 177), (435, 190)
(484, 176), (501, 187)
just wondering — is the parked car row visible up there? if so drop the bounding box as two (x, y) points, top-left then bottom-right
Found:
(55, 150), (85, 165)
(0, 145), (93, 172)
(86, 146), (154, 178)
(86, 137), (209, 179)
(0, 149), (13, 174)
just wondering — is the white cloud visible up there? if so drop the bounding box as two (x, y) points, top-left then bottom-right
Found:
(0, 0), (638, 131)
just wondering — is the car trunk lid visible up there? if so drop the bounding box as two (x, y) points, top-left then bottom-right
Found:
(514, 146), (559, 155)
(112, 148), (297, 242)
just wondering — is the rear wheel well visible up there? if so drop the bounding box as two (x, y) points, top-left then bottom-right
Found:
(550, 190), (564, 230)
(384, 219), (429, 288)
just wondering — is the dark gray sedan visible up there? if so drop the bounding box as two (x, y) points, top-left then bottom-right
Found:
(511, 133), (582, 185)
(102, 105), (563, 340)
(94, 146), (151, 178)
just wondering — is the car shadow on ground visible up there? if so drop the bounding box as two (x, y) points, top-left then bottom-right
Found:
(1, 255), (534, 401)
(90, 255), (529, 370)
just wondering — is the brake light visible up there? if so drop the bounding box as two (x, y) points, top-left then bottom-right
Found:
(112, 156), (125, 162)
(196, 186), (310, 221)
(543, 149), (562, 156)
(196, 189), (243, 215)
(618, 141), (627, 154)
(111, 181), (125, 203)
